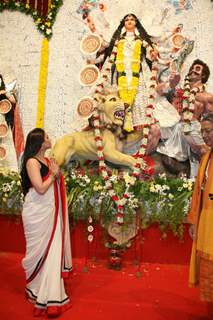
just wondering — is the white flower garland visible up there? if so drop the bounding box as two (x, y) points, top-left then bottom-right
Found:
(182, 76), (204, 132)
(93, 59), (159, 223)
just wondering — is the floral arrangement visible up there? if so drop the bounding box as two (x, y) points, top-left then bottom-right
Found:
(139, 173), (193, 238)
(0, 0), (63, 39)
(0, 166), (193, 239)
(0, 168), (23, 214)
(64, 166), (193, 239)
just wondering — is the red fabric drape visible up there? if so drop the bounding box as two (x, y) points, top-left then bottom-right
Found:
(42, 0), (49, 17)
(12, 103), (25, 159)
(36, 0), (49, 17)
(29, 0), (36, 9)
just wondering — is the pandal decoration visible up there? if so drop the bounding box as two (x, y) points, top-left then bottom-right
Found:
(0, 122), (8, 138)
(80, 34), (102, 55)
(0, 144), (7, 161)
(36, 38), (49, 128)
(79, 64), (100, 86)
(76, 33), (159, 223)
(77, 96), (95, 117)
(0, 99), (12, 114)
(171, 33), (185, 49)
(0, 0), (63, 39)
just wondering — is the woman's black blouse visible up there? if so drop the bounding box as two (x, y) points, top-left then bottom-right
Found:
(22, 158), (49, 195)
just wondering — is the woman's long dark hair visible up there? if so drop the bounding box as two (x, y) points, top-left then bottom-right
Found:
(0, 74), (4, 91)
(103, 13), (154, 66)
(20, 128), (45, 195)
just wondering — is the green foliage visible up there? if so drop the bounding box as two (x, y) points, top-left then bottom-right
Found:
(0, 168), (23, 214)
(64, 168), (193, 239)
(0, 167), (193, 239)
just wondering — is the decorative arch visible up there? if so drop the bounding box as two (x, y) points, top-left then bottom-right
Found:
(0, 0), (63, 38)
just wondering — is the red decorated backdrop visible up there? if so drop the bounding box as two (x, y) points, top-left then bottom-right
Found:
(18, 0), (49, 16)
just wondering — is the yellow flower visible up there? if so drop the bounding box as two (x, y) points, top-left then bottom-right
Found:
(123, 172), (136, 185)
(150, 184), (156, 193)
(36, 18), (41, 24)
(116, 38), (142, 105)
(93, 181), (103, 191)
(25, 4), (30, 9)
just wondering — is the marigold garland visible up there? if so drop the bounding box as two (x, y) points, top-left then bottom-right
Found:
(36, 38), (49, 128)
(116, 39), (142, 105)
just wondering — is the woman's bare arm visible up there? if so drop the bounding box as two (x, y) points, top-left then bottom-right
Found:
(26, 158), (56, 194)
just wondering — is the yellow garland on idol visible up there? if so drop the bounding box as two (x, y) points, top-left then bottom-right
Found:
(36, 38), (49, 128)
(116, 39), (141, 106)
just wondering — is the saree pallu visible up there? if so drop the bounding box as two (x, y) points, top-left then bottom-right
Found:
(22, 175), (72, 313)
(188, 150), (213, 301)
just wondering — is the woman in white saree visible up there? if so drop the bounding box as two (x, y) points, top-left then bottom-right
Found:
(20, 128), (72, 317)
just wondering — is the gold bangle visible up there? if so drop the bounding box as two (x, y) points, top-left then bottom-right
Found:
(50, 173), (56, 181)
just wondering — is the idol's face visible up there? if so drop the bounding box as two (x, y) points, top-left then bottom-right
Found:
(188, 64), (204, 83)
(201, 120), (213, 148)
(124, 15), (136, 32)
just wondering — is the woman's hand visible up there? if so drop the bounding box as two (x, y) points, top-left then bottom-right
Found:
(49, 158), (61, 179)
(189, 224), (196, 240)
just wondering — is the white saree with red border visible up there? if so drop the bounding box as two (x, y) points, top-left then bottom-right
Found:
(22, 174), (72, 312)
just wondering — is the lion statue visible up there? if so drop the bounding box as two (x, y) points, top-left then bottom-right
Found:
(52, 93), (139, 169)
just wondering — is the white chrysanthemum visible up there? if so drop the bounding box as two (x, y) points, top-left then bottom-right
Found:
(141, 138), (148, 145)
(109, 175), (118, 182)
(159, 173), (167, 180)
(117, 216), (123, 224)
(118, 198), (127, 206)
(94, 129), (101, 136)
(46, 29), (52, 35)
(108, 189), (115, 196)
(96, 140), (103, 147)
(2, 183), (12, 192)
